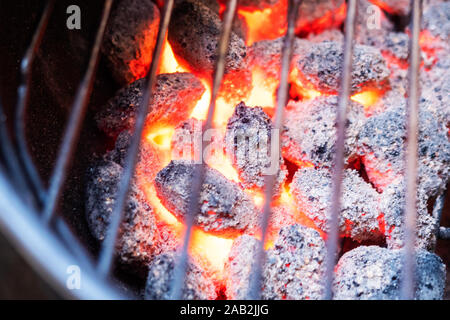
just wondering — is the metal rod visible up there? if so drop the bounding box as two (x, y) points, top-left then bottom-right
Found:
(323, 0), (357, 300)
(14, 0), (54, 205)
(0, 97), (33, 200)
(97, 0), (175, 277)
(400, 0), (422, 301)
(0, 170), (125, 300)
(246, 0), (302, 300)
(42, 0), (113, 224)
(169, 0), (239, 300)
(54, 217), (96, 272)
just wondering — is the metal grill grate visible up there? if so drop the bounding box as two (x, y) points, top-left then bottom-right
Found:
(0, 0), (448, 300)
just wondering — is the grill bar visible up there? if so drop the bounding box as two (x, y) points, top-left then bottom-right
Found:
(0, 0), (446, 301)
(169, 0), (239, 300)
(246, 0), (303, 300)
(42, 0), (113, 224)
(0, 97), (32, 201)
(14, 0), (54, 206)
(97, 0), (175, 277)
(323, 0), (357, 300)
(400, 0), (423, 301)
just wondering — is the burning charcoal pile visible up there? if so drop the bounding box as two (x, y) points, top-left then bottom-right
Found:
(85, 0), (450, 299)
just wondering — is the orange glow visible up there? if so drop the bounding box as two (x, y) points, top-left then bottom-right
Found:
(419, 30), (443, 69)
(351, 88), (383, 111)
(296, 2), (347, 36)
(238, 1), (287, 46)
(147, 126), (175, 151)
(158, 36), (190, 74)
(137, 174), (233, 275)
(289, 67), (324, 101)
(246, 67), (277, 108)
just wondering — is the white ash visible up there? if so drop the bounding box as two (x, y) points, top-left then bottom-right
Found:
(282, 96), (365, 168)
(144, 251), (217, 300)
(421, 61), (450, 127)
(263, 224), (327, 300)
(380, 180), (438, 251)
(225, 102), (287, 192)
(290, 167), (383, 243)
(333, 246), (446, 300)
(85, 158), (157, 276)
(354, 0), (394, 47)
(224, 235), (260, 300)
(357, 105), (450, 194)
(422, 2), (450, 41)
(295, 41), (390, 94)
(154, 160), (258, 237)
(224, 225), (326, 300)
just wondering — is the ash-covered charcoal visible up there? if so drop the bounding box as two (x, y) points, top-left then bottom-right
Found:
(224, 235), (260, 300)
(290, 167), (383, 243)
(102, 0), (160, 85)
(364, 32), (410, 62)
(154, 160), (258, 237)
(422, 2), (450, 41)
(225, 102), (287, 192)
(248, 37), (311, 82)
(281, 96), (365, 168)
(380, 180), (438, 250)
(421, 64), (450, 127)
(224, 225), (326, 300)
(333, 246), (446, 300)
(307, 29), (344, 43)
(357, 105), (450, 194)
(103, 131), (131, 167)
(294, 41), (390, 95)
(168, 0), (251, 101)
(354, 0), (393, 39)
(144, 251), (217, 300)
(263, 224), (327, 300)
(85, 159), (157, 276)
(96, 73), (205, 138)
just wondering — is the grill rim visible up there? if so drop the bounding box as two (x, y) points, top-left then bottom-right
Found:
(0, 0), (448, 300)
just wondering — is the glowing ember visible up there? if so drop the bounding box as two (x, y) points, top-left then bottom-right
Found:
(351, 88), (384, 111)
(137, 7), (389, 281)
(238, 1), (287, 46)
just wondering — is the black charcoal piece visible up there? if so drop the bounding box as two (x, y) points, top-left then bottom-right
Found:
(102, 0), (160, 84)
(96, 73), (205, 138)
(155, 160), (258, 237)
(145, 251), (217, 300)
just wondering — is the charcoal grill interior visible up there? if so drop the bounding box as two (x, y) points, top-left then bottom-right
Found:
(0, 0), (449, 299)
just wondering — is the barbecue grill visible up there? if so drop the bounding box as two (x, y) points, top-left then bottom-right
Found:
(0, 0), (449, 300)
